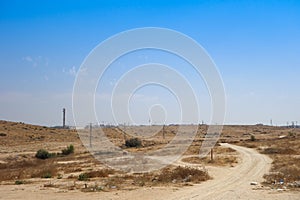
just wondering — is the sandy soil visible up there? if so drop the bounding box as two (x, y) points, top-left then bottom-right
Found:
(1, 144), (298, 200)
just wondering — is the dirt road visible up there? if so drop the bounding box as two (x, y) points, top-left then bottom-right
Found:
(170, 143), (273, 199)
(1, 144), (299, 200)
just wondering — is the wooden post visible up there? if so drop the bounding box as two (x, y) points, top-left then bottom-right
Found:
(123, 123), (127, 142)
(89, 123), (92, 148)
(210, 148), (214, 161)
(162, 125), (165, 140)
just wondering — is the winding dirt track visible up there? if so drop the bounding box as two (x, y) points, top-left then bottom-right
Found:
(1, 144), (299, 200)
(170, 143), (272, 199)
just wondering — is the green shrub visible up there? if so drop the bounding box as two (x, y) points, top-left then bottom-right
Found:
(125, 138), (142, 148)
(15, 180), (24, 185)
(50, 152), (57, 157)
(78, 173), (89, 181)
(62, 144), (74, 155)
(250, 135), (256, 141)
(35, 149), (51, 159)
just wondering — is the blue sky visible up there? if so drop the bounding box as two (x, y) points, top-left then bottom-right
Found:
(0, 0), (299, 126)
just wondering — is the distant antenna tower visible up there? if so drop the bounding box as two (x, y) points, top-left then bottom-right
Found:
(270, 119), (273, 126)
(62, 108), (66, 128)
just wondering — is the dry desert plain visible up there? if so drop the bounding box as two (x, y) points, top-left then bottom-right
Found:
(0, 120), (299, 199)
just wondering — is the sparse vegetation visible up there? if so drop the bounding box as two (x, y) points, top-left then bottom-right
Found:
(263, 156), (300, 188)
(15, 180), (25, 185)
(57, 174), (63, 179)
(262, 147), (296, 154)
(35, 149), (52, 159)
(77, 169), (115, 181)
(288, 131), (296, 137)
(61, 144), (74, 155)
(35, 145), (74, 159)
(0, 132), (6, 136)
(31, 166), (58, 179)
(239, 136), (300, 189)
(250, 135), (256, 141)
(182, 155), (238, 167)
(85, 169), (115, 178)
(41, 172), (52, 178)
(78, 173), (89, 181)
(158, 166), (210, 183)
(125, 138), (142, 148)
(1, 120), (300, 194)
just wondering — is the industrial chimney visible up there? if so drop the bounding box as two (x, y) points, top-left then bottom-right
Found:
(63, 108), (66, 128)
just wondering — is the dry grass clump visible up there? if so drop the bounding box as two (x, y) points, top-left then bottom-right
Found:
(31, 166), (58, 178)
(263, 156), (300, 187)
(182, 146), (238, 167)
(78, 169), (116, 181)
(80, 166), (210, 191)
(86, 169), (115, 178)
(157, 166), (210, 183)
(77, 166), (210, 192)
(0, 158), (58, 181)
(182, 156), (238, 167)
(261, 147), (296, 154)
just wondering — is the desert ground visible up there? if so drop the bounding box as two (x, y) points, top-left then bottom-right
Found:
(0, 120), (299, 199)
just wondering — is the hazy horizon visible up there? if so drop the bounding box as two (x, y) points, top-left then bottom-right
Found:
(1, 1), (299, 127)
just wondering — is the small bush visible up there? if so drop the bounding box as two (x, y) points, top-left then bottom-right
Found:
(35, 149), (51, 159)
(0, 133), (7, 137)
(15, 180), (24, 185)
(41, 172), (52, 178)
(125, 138), (142, 148)
(57, 174), (63, 179)
(158, 166), (210, 183)
(288, 132), (295, 137)
(250, 135), (256, 141)
(62, 144), (74, 155)
(78, 173), (89, 181)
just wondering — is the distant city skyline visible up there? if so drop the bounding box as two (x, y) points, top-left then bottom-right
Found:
(0, 1), (299, 126)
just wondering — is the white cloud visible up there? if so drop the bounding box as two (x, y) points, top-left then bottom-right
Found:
(22, 55), (48, 67)
(23, 56), (33, 62)
(79, 66), (87, 73)
(63, 66), (77, 77)
(69, 66), (77, 76)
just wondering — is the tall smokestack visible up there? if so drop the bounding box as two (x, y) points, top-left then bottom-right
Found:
(63, 108), (66, 128)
